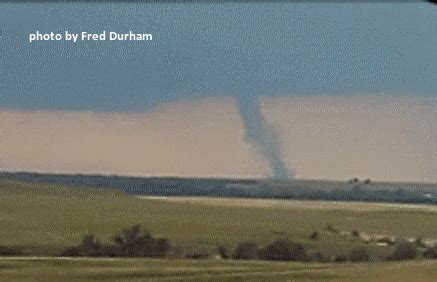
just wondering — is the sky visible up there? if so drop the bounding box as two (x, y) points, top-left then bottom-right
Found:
(0, 3), (436, 181)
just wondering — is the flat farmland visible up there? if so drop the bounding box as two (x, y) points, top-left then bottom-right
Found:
(1, 181), (437, 257)
(1, 257), (437, 281)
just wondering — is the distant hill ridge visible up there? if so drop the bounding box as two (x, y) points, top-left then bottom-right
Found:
(1, 172), (437, 205)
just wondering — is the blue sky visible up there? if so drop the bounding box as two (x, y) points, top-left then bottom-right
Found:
(1, 3), (436, 111)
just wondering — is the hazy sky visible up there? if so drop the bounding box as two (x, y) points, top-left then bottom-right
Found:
(1, 95), (436, 182)
(0, 3), (436, 181)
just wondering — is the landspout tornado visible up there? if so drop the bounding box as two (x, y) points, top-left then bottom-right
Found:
(236, 96), (293, 179)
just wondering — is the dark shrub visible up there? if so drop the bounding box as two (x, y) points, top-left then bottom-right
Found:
(423, 246), (437, 259)
(309, 231), (319, 240)
(414, 236), (427, 248)
(100, 244), (121, 257)
(62, 226), (170, 258)
(184, 249), (210, 259)
(351, 230), (360, 238)
(80, 234), (105, 256)
(232, 241), (259, 260)
(61, 234), (106, 257)
(389, 241), (417, 261)
(309, 251), (328, 263)
(217, 245), (229, 259)
(113, 225), (169, 257)
(149, 238), (171, 257)
(113, 225), (148, 256)
(325, 224), (338, 234)
(262, 239), (307, 261)
(332, 254), (348, 263)
(348, 246), (369, 262)
(61, 246), (82, 257)
(0, 246), (21, 256)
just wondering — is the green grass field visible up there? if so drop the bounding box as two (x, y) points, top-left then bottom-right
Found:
(1, 257), (437, 281)
(2, 180), (437, 280)
(2, 181), (437, 255)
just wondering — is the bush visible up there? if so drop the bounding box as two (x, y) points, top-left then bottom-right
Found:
(351, 230), (360, 238)
(262, 239), (307, 261)
(183, 249), (210, 259)
(332, 254), (348, 263)
(309, 251), (328, 263)
(325, 224), (339, 234)
(389, 241), (417, 261)
(217, 245), (229, 259)
(153, 238), (171, 257)
(61, 246), (82, 257)
(113, 225), (170, 257)
(309, 231), (319, 240)
(0, 245), (21, 256)
(61, 234), (107, 257)
(232, 241), (259, 260)
(62, 225), (171, 258)
(100, 244), (122, 257)
(348, 246), (369, 262)
(423, 246), (437, 259)
(80, 234), (105, 256)
(414, 236), (427, 248)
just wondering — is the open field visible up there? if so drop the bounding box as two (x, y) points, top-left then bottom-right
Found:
(1, 257), (437, 281)
(2, 180), (437, 258)
(142, 195), (437, 212)
(2, 180), (437, 280)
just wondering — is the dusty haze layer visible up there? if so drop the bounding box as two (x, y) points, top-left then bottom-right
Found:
(0, 95), (435, 182)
